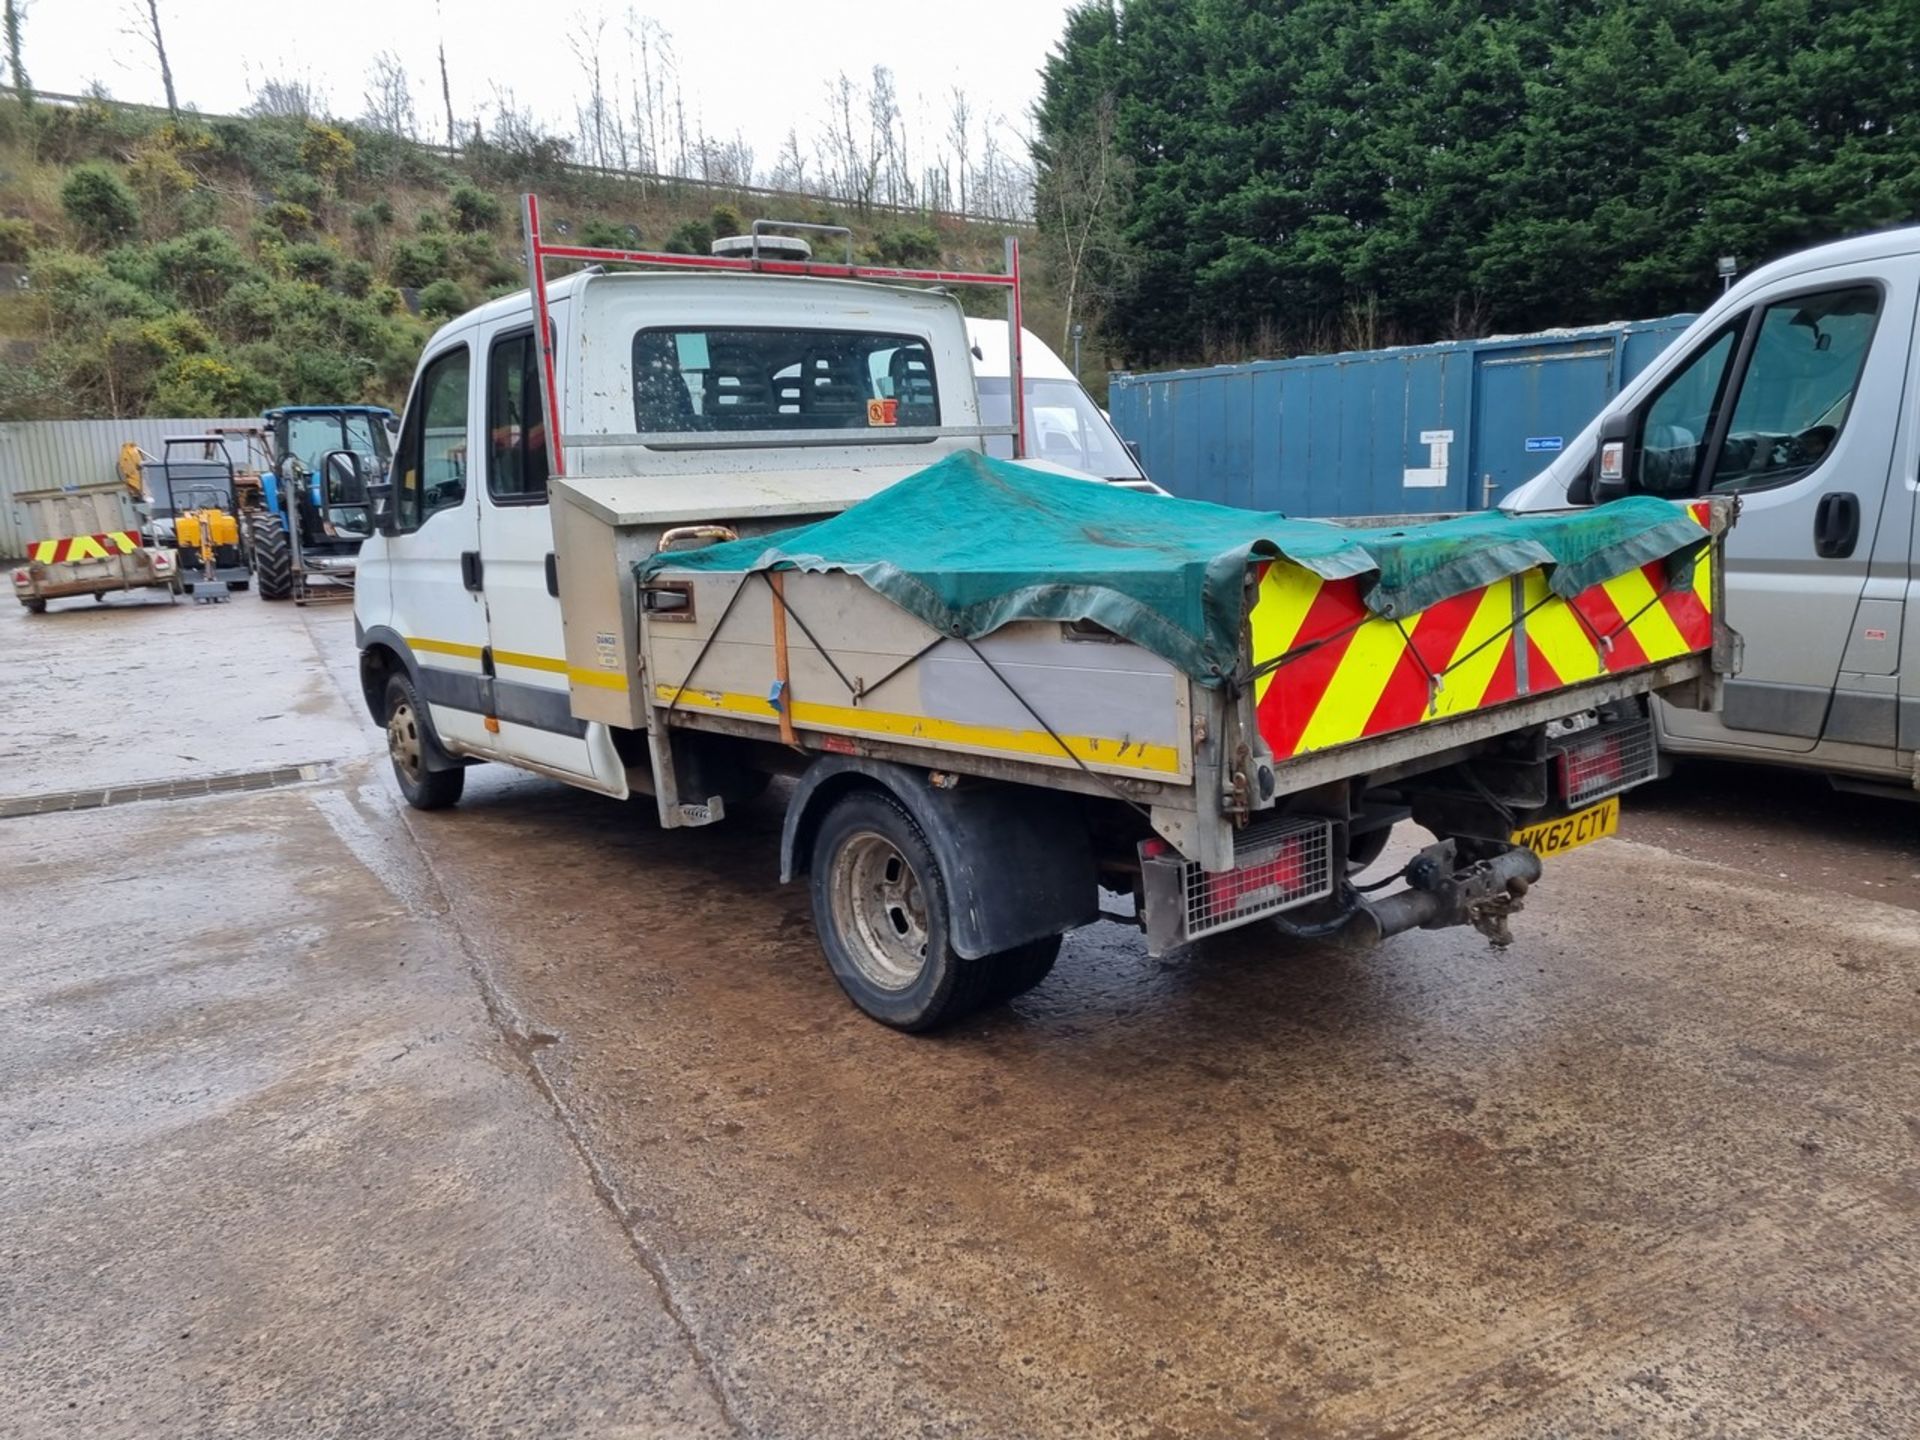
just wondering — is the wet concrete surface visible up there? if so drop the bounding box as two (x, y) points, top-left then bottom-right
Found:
(4, 593), (1918, 1437)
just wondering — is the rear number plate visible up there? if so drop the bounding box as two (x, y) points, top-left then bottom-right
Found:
(1511, 795), (1619, 859)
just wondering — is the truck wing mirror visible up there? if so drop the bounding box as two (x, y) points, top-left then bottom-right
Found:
(324, 448), (393, 533)
(1580, 411), (1637, 506)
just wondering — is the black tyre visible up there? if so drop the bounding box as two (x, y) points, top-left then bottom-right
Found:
(252, 510), (295, 601)
(93, 591), (106, 602)
(384, 673), (464, 811)
(810, 790), (1006, 1032)
(22, 598), (46, 615)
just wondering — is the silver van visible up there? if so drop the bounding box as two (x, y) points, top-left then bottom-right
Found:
(1506, 226), (1919, 799)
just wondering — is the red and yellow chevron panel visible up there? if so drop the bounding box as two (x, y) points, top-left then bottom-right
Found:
(1249, 501), (1715, 760)
(28, 530), (140, 565)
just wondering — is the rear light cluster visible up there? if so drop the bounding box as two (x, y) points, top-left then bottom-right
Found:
(1552, 715), (1658, 807)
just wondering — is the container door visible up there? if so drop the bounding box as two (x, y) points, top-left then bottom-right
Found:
(1471, 344), (1616, 509)
(475, 326), (620, 786)
(1657, 269), (1914, 754)
(384, 341), (493, 753)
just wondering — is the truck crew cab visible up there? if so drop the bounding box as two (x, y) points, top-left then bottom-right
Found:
(1507, 225), (1920, 798)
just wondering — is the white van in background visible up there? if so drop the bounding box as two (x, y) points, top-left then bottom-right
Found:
(966, 320), (1157, 491)
(1504, 225), (1919, 799)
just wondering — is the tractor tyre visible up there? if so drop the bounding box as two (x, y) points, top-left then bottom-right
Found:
(252, 511), (295, 601)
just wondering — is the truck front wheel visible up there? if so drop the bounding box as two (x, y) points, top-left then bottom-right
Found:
(384, 674), (464, 811)
(22, 598), (46, 615)
(811, 789), (1038, 1031)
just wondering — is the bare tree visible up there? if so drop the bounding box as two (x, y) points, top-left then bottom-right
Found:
(946, 86), (975, 215)
(768, 126), (808, 192)
(569, 14), (614, 169)
(3, 0), (29, 108)
(360, 51), (417, 139)
(435, 1), (455, 148)
(1037, 95), (1130, 354)
(132, 0), (177, 117)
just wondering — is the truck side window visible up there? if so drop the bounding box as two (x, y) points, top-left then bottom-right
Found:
(1634, 325), (1738, 496)
(1705, 285), (1879, 493)
(395, 346), (470, 530)
(486, 331), (550, 504)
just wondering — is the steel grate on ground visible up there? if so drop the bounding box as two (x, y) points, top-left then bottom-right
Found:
(0, 763), (325, 820)
(1181, 813), (1336, 941)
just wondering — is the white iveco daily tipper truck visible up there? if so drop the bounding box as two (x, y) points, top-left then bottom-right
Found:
(348, 197), (1738, 1032)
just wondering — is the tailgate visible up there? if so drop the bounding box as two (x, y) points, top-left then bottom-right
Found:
(1246, 497), (1731, 762)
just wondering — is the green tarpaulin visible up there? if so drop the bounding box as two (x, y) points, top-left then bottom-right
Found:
(639, 452), (1706, 686)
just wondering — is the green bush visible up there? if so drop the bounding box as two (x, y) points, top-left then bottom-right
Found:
(339, 258), (375, 298)
(867, 226), (941, 266)
(577, 218), (637, 250)
(150, 228), (255, 308)
(417, 277), (470, 319)
(416, 208), (447, 234)
(151, 353), (277, 415)
(389, 234), (453, 288)
(708, 204), (745, 239)
(263, 201), (314, 239)
(36, 251), (166, 326)
(352, 198), (394, 232)
(454, 231), (497, 271)
(137, 311), (214, 358)
(0, 218), (32, 262)
(664, 218), (713, 255)
(61, 165), (142, 247)
(277, 173), (324, 208)
(215, 276), (285, 340)
(450, 184), (501, 233)
(285, 242), (339, 285)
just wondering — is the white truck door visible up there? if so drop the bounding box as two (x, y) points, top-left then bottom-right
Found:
(473, 325), (621, 785)
(385, 339), (493, 753)
(1652, 266), (1914, 754)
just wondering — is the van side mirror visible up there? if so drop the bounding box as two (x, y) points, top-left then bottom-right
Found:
(325, 448), (394, 534)
(1580, 410), (1638, 506)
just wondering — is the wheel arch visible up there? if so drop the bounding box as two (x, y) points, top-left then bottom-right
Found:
(782, 756), (1098, 960)
(355, 623), (464, 772)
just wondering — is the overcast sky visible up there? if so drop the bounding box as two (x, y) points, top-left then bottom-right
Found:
(32, 1), (1073, 178)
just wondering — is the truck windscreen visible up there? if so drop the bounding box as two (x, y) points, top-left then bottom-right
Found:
(632, 327), (939, 433)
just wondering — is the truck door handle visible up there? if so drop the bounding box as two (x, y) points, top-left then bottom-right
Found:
(460, 550), (484, 591)
(1814, 491), (1858, 558)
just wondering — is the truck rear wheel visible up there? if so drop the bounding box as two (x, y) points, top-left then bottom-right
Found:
(810, 790), (1015, 1031)
(384, 674), (464, 811)
(252, 511), (294, 601)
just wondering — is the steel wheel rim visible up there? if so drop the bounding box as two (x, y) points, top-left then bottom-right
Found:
(388, 699), (424, 784)
(829, 830), (929, 991)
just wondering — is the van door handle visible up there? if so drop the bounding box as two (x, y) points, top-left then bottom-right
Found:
(1814, 491), (1859, 558)
(544, 552), (559, 598)
(460, 550), (484, 591)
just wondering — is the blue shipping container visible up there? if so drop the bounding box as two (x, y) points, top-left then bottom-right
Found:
(1108, 316), (1694, 516)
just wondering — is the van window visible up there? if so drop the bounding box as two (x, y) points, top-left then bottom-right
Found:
(1635, 325), (1739, 496)
(1707, 285), (1879, 493)
(394, 346), (470, 531)
(631, 327), (938, 433)
(486, 331), (550, 504)
(978, 376), (1145, 481)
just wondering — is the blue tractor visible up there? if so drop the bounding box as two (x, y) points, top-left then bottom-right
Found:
(247, 405), (397, 601)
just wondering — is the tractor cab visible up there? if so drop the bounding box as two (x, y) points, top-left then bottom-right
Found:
(263, 405), (396, 552)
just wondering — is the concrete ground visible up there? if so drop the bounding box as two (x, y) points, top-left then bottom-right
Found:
(3, 585), (1916, 1439)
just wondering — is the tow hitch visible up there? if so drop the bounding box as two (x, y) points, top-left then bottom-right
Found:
(1350, 840), (1543, 947)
